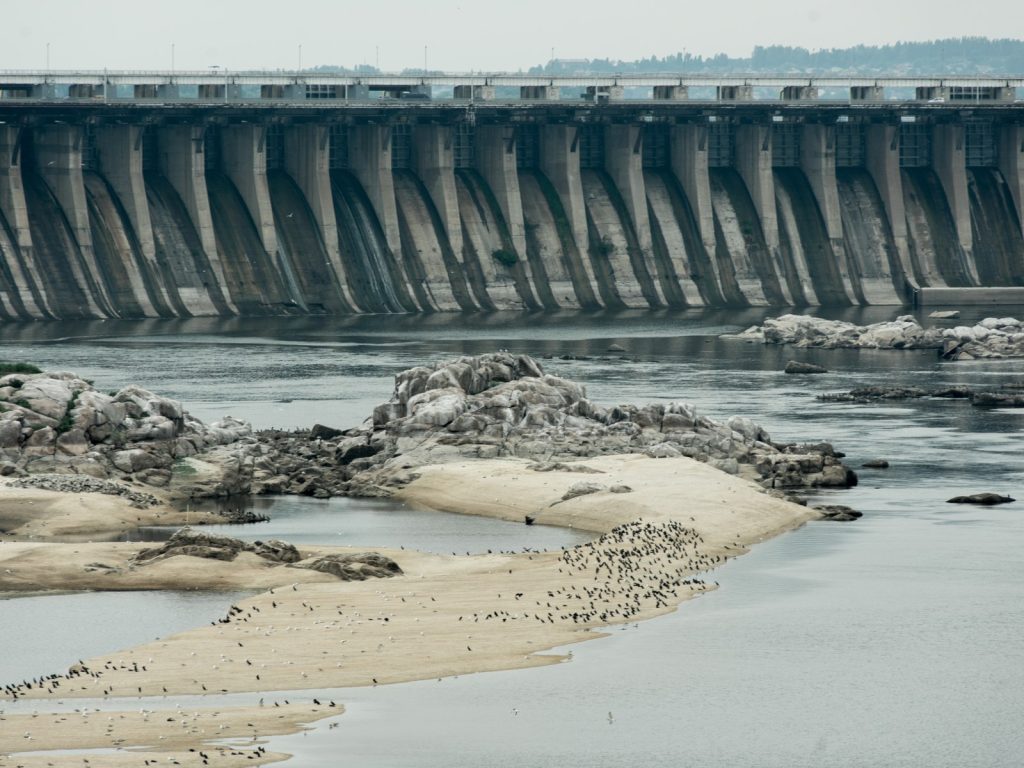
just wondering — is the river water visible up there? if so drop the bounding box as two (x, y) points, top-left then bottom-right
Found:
(2, 307), (1023, 766)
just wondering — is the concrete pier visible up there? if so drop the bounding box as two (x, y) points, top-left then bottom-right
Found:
(865, 124), (916, 292)
(539, 123), (603, 305)
(473, 125), (539, 304)
(33, 124), (112, 316)
(998, 124), (1024, 240)
(800, 123), (858, 303)
(603, 124), (666, 305)
(348, 125), (402, 256)
(346, 124), (420, 308)
(283, 124), (357, 309)
(413, 124), (464, 262)
(734, 124), (779, 251)
(220, 124), (278, 256)
(158, 124), (238, 313)
(669, 124), (716, 255)
(932, 123), (977, 282)
(93, 124), (163, 316)
(0, 126), (46, 316)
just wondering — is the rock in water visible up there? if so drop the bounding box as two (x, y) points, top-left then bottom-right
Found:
(929, 310), (960, 320)
(727, 313), (1024, 359)
(784, 361), (828, 374)
(861, 459), (890, 469)
(947, 493), (1015, 505)
(814, 505), (863, 522)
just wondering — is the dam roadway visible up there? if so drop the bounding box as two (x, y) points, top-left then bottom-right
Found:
(0, 71), (1022, 318)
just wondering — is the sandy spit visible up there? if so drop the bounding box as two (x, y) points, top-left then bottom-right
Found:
(1, 454), (821, 765)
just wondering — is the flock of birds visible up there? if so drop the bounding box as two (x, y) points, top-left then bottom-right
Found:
(0, 513), (739, 765)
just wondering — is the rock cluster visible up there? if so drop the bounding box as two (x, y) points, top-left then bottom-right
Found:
(819, 383), (1024, 407)
(0, 371), (250, 486)
(5, 474), (160, 508)
(253, 352), (855, 498)
(130, 528), (403, 581)
(132, 527), (301, 565)
(731, 314), (1024, 359)
(294, 553), (403, 581)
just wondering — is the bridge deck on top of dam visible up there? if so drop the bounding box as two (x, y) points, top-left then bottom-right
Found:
(0, 71), (1021, 321)
(1, 69), (1023, 106)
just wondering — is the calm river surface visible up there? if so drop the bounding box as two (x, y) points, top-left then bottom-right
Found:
(2, 307), (1023, 767)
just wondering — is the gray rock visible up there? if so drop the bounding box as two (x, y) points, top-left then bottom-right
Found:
(310, 423), (344, 441)
(561, 482), (605, 501)
(784, 360), (828, 374)
(947, 493), (1015, 505)
(861, 459), (890, 469)
(815, 505), (863, 521)
(294, 552), (402, 581)
(133, 527), (304, 565)
(929, 310), (960, 320)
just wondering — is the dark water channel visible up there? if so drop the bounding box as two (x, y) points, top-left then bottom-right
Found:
(2, 307), (1023, 766)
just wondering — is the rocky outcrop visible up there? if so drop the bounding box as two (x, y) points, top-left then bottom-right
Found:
(784, 361), (828, 374)
(814, 505), (863, 521)
(0, 371), (251, 487)
(819, 384), (1024, 407)
(293, 553), (403, 581)
(946, 493), (1015, 505)
(132, 527), (301, 565)
(253, 352), (856, 498)
(731, 314), (1024, 359)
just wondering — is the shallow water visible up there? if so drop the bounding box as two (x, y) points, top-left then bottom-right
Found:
(2, 308), (1023, 765)
(137, 495), (591, 554)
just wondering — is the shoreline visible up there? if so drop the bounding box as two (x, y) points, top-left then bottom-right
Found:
(0, 454), (821, 765)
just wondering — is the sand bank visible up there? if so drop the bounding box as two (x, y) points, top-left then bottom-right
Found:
(0, 485), (216, 542)
(0, 701), (335, 767)
(2, 454), (821, 766)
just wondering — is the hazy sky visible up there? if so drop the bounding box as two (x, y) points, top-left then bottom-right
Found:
(6, 0), (1023, 72)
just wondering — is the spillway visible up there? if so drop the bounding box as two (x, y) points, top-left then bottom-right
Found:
(0, 111), (1020, 319)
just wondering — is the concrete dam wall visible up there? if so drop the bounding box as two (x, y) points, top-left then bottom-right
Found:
(0, 108), (1022, 319)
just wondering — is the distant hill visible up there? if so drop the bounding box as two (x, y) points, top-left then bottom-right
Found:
(528, 38), (1024, 76)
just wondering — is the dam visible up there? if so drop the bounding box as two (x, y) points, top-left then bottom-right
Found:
(0, 71), (1022, 318)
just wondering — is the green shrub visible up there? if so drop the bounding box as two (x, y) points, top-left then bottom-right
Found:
(56, 391), (80, 435)
(492, 249), (518, 267)
(15, 398), (31, 409)
(0, 362), (42, 376)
